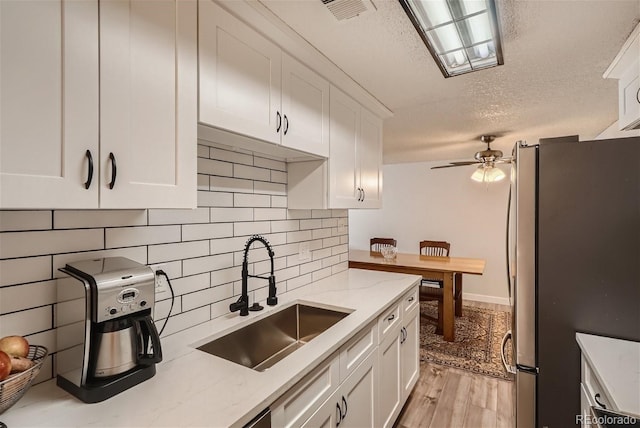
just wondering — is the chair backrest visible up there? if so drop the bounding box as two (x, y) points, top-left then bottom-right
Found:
(420, 240), (450, 257)
(370, 237), (397, 253)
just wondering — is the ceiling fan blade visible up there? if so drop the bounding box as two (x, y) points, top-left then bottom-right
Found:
(495, 157), (514, 164)
(431, 161), (480, 169)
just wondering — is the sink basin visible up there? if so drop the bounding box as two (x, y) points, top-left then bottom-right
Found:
(197, 304), (350, 371)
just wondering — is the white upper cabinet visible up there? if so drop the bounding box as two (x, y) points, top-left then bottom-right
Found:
(0, 0), (99, 209)
(198, 0), (329, 158)
(604, 22), (640, 131)
(99, 0), (197, 209)
(288, 86), (384, 209)
(281, 53), (330, 157)
(199, 0), (282, 145)
(0, 0), (197, 209)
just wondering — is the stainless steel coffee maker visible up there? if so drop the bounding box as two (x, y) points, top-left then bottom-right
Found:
(56, 257), (162, 403)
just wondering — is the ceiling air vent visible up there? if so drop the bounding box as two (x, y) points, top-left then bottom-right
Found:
(321, 0), (376, 21)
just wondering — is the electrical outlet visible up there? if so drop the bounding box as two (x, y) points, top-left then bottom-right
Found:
(299, 242), (311, 261)
(150, 263), (169, 296)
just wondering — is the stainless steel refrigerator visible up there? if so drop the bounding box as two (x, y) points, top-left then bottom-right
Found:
(503, 136), (640, 428)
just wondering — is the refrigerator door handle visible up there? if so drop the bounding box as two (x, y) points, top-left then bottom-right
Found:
(501, 330), (517, 374)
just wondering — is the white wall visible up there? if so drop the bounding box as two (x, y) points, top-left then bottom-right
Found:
(349, 161), (510, 304)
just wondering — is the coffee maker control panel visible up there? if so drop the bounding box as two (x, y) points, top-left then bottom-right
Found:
(99, 285), (154, 321)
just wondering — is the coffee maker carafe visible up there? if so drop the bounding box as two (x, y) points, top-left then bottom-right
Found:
(56, 257), (162, 403)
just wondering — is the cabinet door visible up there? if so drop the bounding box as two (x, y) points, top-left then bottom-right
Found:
(0, 0), (99, 208)
(281, 54), (330, 157)
(339, 350), (378, 428)
(401, 307), (420, 400)
(619, 66), (640, 129)
(378, 327), (402, 428)
(358, 108), (383, 208)
(328, 86), (360, 208)
(100, 0), (197, 209)
(199, 0), (281, 144)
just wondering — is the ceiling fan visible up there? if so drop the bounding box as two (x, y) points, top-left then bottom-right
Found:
(431, 135), (512, 182)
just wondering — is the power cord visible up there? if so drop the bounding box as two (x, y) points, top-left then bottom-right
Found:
(155, 270), (175, 337)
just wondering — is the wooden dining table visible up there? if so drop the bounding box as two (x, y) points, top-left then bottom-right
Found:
(348, 249), (486, 342)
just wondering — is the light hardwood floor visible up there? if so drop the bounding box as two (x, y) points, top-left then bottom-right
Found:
(395, 300), (515, 428)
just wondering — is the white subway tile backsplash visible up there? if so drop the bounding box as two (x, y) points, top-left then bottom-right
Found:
(210, 176), (253, 193)
(287, 230), (312, 243)
(210, 147), (253, 166)
(210, 208), (253, 223)
(271, 220), (300, 233)
(182, 223), (233, 241)
(271, 170), (287, 184)
(170, 273), (210, 296)
(0, 306), (51, 337)
(182, 253), (234, 276)
(254, 208), (287, 221)
(271, 196), (288, 208)
(198, 191), (234, 207)
(0, 229), (103, 259)
(0, 211), (51, 232)
(254, 156), (286, 172)
(332, 262), (349, 274)
(312, 228), (332, 240)
(234, 221), (271, 237)
(148, 241), (209, 264)
(148, 208), (210, 225)
(0, 146), (349, 386)
(254, 181), (286, 196)
(234, 193), (270, 208)
(0, 256), (51, 287)
(234, 164), (270, 182)
(182, 283), (233, 311)
(210, 266), (242, 287)
(106, 225), (181, 248)
(198, 157), (233, 176)
(0, 280), (56, 313)
(54, 210), (146, 229)
(157, 306), (210, 337)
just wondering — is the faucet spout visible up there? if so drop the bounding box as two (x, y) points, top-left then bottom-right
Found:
(229, 235), (278, 316)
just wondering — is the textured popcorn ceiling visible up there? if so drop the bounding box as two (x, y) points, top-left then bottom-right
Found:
(260, 0), (640, 163)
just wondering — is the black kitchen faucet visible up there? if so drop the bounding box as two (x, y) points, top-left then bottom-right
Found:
(229, 235), (278, 316)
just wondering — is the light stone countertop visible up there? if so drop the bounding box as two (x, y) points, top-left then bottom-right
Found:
(576, 332), (640, 416)
(1, 269), (421, 427)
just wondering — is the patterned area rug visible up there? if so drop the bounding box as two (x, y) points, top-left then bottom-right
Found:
(420, 301), (515, 380)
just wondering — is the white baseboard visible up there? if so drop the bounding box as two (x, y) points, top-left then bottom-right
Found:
(462, 292), (510, 307)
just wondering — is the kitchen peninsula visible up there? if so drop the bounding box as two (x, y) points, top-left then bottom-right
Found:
(1, 269), (420, 427)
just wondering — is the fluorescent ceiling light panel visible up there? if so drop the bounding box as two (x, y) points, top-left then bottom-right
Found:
(399, 0), (504, 77)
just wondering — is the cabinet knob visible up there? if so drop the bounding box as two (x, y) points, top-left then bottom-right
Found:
(84, 150), (94, 190)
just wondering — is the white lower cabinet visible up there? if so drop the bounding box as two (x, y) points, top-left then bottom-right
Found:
(270, 285), (419, 428)
(303, 351), (378, 428)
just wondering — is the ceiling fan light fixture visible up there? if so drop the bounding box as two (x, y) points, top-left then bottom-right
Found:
(399, 0), (504, 77)
(471, 164), (505, 183)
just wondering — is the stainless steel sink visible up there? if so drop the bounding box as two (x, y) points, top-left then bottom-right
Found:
(197, 304), (350, 371)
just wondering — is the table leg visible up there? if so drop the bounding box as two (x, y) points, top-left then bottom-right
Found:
(455, 272), (463, 317)
(443, 272), (455, 342)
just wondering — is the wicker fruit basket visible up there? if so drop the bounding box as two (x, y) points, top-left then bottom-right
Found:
(0, 345), (48, 415)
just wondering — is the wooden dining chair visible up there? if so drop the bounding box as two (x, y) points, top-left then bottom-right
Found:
(370, 237), (397, 255)
(418, 240), (457, 335)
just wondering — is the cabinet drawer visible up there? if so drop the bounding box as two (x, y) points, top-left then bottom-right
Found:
(378, 301), (401, 341)
(271, 351), (340, 428)
(582, 356), (614, 410)
(339, 321), (376, 382)
(402, 287), (419, 314)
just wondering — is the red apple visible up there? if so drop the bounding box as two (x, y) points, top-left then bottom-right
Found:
(0, 335), (29, 358)
(0, 351), (11, 381)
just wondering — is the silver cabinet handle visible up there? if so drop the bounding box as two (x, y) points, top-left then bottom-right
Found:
(501, 330), (516, 374)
